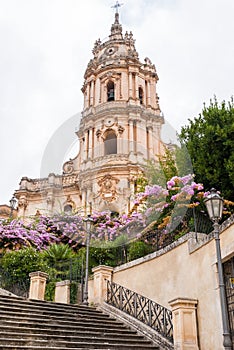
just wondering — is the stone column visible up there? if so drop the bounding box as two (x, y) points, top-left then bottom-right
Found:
(88, 128), (93, 159)
(135, 74), (139, 102)
(90, 80), (94, 106)
(128, 119), (134, 154)
(29, 271), (48, 301)
(92, 265), (113, 305)
(55, 280), (70, 304)
(169, 298), (199, 350)
(147, 79), (151, 106)
(99, 80), (102, 103)
(128, 72), (133, 99)
(85, 130), (89, 160)
(87, 83), (90, 107)
(147, 126), (153, 159)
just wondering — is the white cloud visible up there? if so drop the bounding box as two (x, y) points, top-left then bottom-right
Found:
(0, 0), (233, 204)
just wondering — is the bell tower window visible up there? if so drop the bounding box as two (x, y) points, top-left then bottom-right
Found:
(64, 204), (72, 214)
(104, 130), (117, 155)
(107, 81), (115, 101)
(139, 87), (143, 104)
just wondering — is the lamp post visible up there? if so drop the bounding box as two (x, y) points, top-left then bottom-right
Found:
(83, 214), (94, 306)
(204, 188), (232, 349)
(9, 195), (17, 219)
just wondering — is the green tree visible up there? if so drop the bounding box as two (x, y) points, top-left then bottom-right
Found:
(180, 97), (234, 201)
(0, 247), (48, 295)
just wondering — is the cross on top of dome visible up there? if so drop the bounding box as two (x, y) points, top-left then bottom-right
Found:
(111, 1), (123, 14)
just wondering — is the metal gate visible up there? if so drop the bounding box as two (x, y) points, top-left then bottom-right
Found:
(224, 257), (234, 348)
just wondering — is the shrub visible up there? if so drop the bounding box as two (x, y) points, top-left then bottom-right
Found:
(128, 241), (152, 261)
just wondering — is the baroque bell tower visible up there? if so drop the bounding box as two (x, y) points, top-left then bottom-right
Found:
(15, 7), (165, 217)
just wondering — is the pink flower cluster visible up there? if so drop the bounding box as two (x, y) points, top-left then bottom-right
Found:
(0, 174), (206, 250)
(0, 218), (58, 250)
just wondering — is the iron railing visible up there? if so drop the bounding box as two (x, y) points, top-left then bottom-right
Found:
(106, 280), (173, 343)
(46, 257), (84, 304)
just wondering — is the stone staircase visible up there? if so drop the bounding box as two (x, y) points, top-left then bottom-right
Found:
(0, 295), (159, 349)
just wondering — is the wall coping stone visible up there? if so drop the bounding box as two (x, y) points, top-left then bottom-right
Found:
(55, 280), (70, 287)
(29, 271), (48, 279)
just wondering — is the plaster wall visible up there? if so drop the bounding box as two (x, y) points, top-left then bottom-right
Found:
(112, 222), (234, 350)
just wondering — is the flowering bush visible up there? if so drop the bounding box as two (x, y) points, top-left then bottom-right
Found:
(0, 174), (233, 253)
(0, 218), (58, 252)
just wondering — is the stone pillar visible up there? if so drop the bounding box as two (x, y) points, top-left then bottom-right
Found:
(128, 119), (134, 154)
(99, 80), (102, 103)
(147, 79), (151, 106)
(147, 126), (153, 159)
(90, 80), (94, 106)
(87, 83), (90, 107)
(29, 271), (48, 301)
(55, 280), (70, 304)
(85, 130), (89, 160)
(135, 74), (139, 101)
(169, 298), (199, 350)
(129, 72), (133, 99)
(92, 265), (113, 305)
(88, 128), (93, 159)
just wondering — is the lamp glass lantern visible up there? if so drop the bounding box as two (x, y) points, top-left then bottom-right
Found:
(9, 196), (17, 210)
(204, 188), (224, 222)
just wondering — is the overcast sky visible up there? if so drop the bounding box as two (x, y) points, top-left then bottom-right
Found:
(0, 0), (233, 205)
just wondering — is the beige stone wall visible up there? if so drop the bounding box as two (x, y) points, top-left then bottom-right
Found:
(111, 222), (234, 350)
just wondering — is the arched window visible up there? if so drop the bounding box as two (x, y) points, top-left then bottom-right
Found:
(107, 81), (115, 102)
(104, 130), (117, 155)
(139, 86), (143, 104)
(64, 204), (72, 214)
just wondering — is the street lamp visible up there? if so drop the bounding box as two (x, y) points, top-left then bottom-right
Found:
(204, 188), (232, 349)
(83, 214), (94, 306)
(9, 195), (17, 219)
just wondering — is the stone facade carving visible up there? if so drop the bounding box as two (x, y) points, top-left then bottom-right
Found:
(97, 175), (120, 202)
(18, 195), (28, 210)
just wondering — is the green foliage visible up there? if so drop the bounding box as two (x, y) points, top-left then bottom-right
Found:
(158, 147), (178, 183)
(70, 281), (79, 304)
(138, 148), (179, 191)
(1, 247), (48, 281)
(89, 243), (117, 268)
(0, 247), (48, 293)
(43, 243), (75, 264)
(45, 281), (55, 301)
(180, 97), (234, 200)
(128, 241), (152, 261)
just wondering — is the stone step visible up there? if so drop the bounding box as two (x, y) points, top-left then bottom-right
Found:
(0, 325), (138, 337)
(0, 338), (158, 349)
(0, 304), (114, 320)
(0, 320), (130, 332)
(0, 346), (158, 350)
(0, 309), (121, 324)
(0, 296), (159, 349)
(0, 332), (149, 343)
(0, 295), (101, 314)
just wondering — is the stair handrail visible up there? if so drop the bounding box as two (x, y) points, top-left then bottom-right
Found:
(106, 280), (173, 343)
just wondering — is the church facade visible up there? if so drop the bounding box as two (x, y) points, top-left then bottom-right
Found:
(15, 11), (165, 218)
